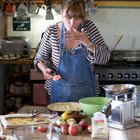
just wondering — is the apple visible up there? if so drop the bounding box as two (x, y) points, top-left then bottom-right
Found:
(68, 124), (79, 136)
(77, 124), (82, 133)
(56, 118), (67, 126)
(87, 125), (92, 133)
(37, 124), (48, 133)
(67, 118), (76, 126)
(60, 123), (69, 135)
(79, 118), (88, 130)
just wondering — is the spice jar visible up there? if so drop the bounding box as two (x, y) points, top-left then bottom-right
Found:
(23, 83), (29, 94)
(14, 81), (23, 95)
(15, 98), (22, 111)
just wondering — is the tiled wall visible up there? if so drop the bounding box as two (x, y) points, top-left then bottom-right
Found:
(6, 8), (140, 51)
(91, 8), (140, 51)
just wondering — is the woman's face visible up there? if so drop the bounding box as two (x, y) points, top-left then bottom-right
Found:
(61, 9), (83, 32)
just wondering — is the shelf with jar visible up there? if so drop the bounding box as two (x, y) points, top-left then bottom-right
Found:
(4, 64), (32, 114)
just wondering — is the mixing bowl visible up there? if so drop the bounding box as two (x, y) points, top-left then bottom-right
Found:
(79, 97), (112, 117)
(12, 125), (61, 140)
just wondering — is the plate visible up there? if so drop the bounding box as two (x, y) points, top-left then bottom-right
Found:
(0, 54), (21, 60)
(47, 102), (81, 112)
(0, 114), (50, 129)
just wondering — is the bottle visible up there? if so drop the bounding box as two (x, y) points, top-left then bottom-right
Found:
(15, 98), (22, 111)
(132, 86), (140, 121)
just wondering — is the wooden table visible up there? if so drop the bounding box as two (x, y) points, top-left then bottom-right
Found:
(1, 105), (140, 140)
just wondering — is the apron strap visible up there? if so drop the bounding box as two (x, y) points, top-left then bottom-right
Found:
(60, 22), (65, 49)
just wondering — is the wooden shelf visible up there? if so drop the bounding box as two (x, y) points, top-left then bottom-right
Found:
(0, 58), (33, 64)
(6, 93), (31, 97)
(4, 63), (32, 114)
(96, 1), (140, 8)
(0, 0), (63, 4)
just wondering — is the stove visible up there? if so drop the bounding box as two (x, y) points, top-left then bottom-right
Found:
(95, 51), (140, 85)
(95, 62), (140, 82)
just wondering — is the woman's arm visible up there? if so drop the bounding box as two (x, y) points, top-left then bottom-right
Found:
(85, 20), (111, 64)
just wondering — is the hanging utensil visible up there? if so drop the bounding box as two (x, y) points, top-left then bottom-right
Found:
(44, 0), (54, 20)
(111, 34), (123, 53)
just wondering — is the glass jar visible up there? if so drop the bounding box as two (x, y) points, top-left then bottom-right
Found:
(132, 86), (140, 121)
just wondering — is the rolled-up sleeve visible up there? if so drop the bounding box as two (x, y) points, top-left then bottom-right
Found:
(85, 20), (110, 65)
(34, 28), (52, 72)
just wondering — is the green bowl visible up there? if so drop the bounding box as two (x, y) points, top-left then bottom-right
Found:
(79, 97), (112, 117)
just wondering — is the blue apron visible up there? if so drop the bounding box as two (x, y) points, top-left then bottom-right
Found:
(51, 23), (96, 103)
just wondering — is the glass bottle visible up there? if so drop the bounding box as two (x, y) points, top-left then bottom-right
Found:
(132, 86), (140, 121)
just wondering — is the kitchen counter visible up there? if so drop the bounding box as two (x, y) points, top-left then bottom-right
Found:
(1, 105), (140, 140)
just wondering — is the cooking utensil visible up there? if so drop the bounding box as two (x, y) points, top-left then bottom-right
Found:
(107, 92), (137, 130)
(111, 34), (123, 52)
(103, 84), (135, 95)
(0, 114), (50, 129)
(112, 50), (140, 61)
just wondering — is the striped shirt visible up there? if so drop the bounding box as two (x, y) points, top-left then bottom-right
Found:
(34, 19), (110, 96)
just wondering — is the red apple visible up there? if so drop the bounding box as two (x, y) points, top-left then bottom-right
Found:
(60, 123), (69, 135)
(87, 125), (92, 133)
(37, 124), (48, 133)
(68, 124), (79, 136)
(79, 118), (88, 130)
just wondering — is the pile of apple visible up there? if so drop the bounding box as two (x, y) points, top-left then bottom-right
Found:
(37, 111), (92, 136)
(54, 115), (92, 136)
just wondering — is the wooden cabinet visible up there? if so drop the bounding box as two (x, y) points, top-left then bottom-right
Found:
(4, 64), (32, 114)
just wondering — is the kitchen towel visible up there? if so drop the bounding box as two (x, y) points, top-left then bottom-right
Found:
(33, 84), (48, 106)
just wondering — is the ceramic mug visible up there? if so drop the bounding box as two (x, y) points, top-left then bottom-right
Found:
(52, 1), (61, 13)
(29, 1), (39, 14)
(38, 5), (47, 16)
(17, 1), (28, 17)
(5, 1), (16, 16)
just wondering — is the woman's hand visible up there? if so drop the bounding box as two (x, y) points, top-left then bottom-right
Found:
(65, 28), (95, 52)
(42, 68), (61, 81)
(37, 61), (61, 81)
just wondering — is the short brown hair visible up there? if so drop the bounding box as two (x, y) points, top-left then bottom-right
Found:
(62, 0), (86, 19)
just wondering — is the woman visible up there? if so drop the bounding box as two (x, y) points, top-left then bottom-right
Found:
(34, 0), (110, 103)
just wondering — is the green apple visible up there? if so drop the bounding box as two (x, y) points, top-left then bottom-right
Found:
(56, 118), (67, 126)
(67, 118), (76, 126)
